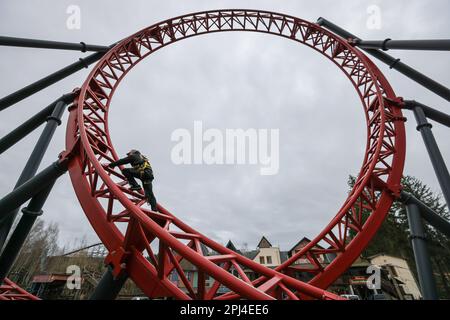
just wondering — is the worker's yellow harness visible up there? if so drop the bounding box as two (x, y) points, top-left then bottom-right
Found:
(133, 155), (152, 177)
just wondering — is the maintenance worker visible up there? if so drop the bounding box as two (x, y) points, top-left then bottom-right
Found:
(108, 149), (158, 212)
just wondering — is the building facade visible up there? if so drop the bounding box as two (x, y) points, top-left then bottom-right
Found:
(253, 236), (283, 268)
(370, 254), (422, 300)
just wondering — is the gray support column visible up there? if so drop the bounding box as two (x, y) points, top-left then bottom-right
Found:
(351, 39), (450, 51)
(90, 266), (128, 300)
(0, 161), (67, 225)
(401, 192), (450, 238)
(406, 203), (439, 300)
(0, 50), (108, 111)
(412, 106), (450, 209)
(403, 100), (450, 128)
(316, 18), (450, 102)
(0, 36), (109, 52)
(0, 93), (75, 155)
(0, 99), (68, 250)
(0, 181), (55, 283)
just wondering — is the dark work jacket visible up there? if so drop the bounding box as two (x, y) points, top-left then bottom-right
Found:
(110, 154), (154, 178)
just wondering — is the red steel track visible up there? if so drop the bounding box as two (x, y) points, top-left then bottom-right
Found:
(0, 278), (39, 300)
(3, 9), (406, 300)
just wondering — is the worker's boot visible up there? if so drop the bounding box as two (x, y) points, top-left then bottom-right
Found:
(149, 201), (158, 212)
(130, 184), (142, 191)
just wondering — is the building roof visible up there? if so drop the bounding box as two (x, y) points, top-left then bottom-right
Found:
(243, 250), (260, 260)
(32, 274), (70, 283)
(351, 256), (372, 267)
(226, 240), (242, 255)
(257, 236), (272, 249)
(367, 253), (407, 261)
(288, 237), (324, 253)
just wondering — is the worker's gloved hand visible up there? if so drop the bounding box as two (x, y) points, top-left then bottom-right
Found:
(108, 163), (115, 169)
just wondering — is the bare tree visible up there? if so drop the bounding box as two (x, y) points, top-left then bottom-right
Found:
(9, 218), (61, 289)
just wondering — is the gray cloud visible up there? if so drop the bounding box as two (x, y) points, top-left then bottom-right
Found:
(0, 0), (449, 252)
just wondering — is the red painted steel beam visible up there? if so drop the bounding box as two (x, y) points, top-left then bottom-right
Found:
(0, 278), (39, 300)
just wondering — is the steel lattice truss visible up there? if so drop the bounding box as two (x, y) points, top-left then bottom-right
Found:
(0, 278), (39, 300)
(1, 9), (407, 300)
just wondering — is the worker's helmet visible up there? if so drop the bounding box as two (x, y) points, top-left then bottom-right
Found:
(127, 149), (141, 156)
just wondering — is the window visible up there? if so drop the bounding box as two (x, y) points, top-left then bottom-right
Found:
(267, 256), (272, 264)
(259, 256), (265, 264)
(204, 274), (211, 287)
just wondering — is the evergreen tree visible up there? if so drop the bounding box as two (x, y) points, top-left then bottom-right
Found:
(348, 175), (450, 298)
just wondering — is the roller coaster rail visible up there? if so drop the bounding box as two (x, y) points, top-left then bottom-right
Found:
(0, 9), (449, 301)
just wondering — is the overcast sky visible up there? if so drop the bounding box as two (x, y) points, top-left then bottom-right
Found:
(0, 0), (449, 253)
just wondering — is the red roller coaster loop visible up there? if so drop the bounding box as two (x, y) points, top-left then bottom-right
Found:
(64, 9), (406, 300)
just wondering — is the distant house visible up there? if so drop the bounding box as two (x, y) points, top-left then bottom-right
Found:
(225, 237), (287, 284)
(288, 237), (330, 266)
(227, 236), (284, 269)
(253, 236), (282, 268)
(29, 244), (143, 300)
(369, 254), (422, 300)
(168, 258), (214, 293)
